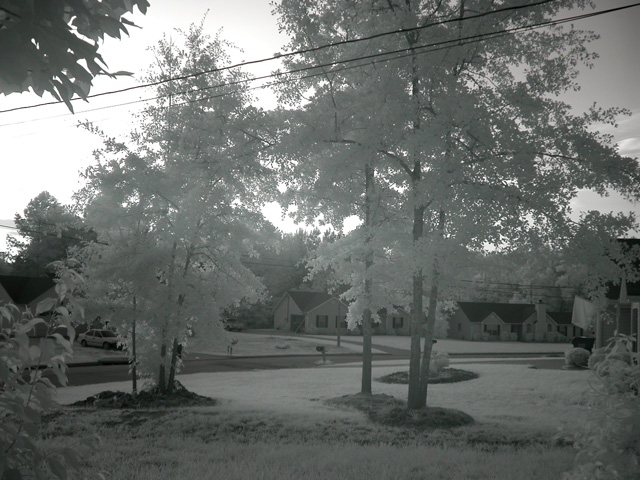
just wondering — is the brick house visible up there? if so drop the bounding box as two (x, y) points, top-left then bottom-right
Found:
(447, 301), (572, 341)
(273, 290), (349, 334)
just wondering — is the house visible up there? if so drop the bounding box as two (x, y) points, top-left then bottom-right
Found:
(380, 307), (411, 335)
(273, 290), (349, 334)
(447, 301), (573, 341)
(0, 274), (57, 336)
(548, 311), (584, 339)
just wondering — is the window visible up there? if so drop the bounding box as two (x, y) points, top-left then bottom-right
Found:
(458, 323), (462, 331)
(393, 317), (404, 328)
(316, 315), (328, 328)
(484, 324), (500, 335)
(526, 324), (532, 334)
(511, 325), (518, 333)
(547, 324), (553, 332)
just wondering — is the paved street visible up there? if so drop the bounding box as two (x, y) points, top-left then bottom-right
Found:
(63, 350), (566, 387)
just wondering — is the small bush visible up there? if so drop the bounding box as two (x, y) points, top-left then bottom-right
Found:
(481, 333), (490, 341)
(499, 331), (511, 341)
(509, 332), (518, 341)
(431, 351), (450, 373)
(524, 333), (533, 342)
(564, 347), (590, 368)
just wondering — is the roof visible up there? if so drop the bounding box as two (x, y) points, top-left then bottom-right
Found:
(547, 311), (573, 325)
(0, 275), (56, 305)
(287, 290), (340, 313)
(457, 302), (536, 324)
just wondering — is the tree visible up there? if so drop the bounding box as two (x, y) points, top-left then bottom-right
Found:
(8, 191), (96, 276)
(273, 0), (640, 410)
(74, 23), (273, 392)
(0, 0), (149, 110)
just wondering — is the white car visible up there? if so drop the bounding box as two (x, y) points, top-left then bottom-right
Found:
(78, 329), (122, 349)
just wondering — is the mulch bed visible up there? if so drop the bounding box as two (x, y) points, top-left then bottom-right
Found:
(327, 393), (474, 430)
(70, 381), (217, 409)
(377, 368), (479, 385)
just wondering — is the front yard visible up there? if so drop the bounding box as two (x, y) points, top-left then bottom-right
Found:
(46, 361), (591, 479)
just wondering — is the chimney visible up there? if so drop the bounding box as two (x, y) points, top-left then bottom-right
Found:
(535, 300), (547, 330)
(620, 271), (628, 303)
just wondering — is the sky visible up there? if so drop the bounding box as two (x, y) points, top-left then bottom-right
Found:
(0, 0), (639, 250)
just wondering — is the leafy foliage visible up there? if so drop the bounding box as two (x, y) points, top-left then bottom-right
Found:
(273, 0), (640, 409)
(7, 191), (96, 276)
(562, 335), (640, 480)
(0, 267), (89, 480)
(0, 0), (149, 110)
(73, 23), (272, 391)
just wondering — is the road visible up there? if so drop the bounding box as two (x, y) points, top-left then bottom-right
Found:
(63, 352), (566, 387)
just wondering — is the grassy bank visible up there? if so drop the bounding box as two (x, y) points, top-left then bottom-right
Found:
(42, 408), (574, 480)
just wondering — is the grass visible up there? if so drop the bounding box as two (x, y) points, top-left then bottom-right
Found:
(45, 362), (590, 479)
(41, 407), (575, 480)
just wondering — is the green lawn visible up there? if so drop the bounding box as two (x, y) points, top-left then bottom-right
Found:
(42, 408), (575, 480)
(45, 362), (589, 479)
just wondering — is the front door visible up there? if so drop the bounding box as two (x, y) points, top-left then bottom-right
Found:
(290, 314), (305, 332)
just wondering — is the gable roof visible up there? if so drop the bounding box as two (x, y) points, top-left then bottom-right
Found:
(547, 311), (573, 325)
(288, 290), (340, 313)
(0, 275), (56, 305)
(457, 302), (536, 324)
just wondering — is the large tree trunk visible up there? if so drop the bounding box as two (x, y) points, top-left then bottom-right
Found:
(158, 342), (167, 393)
(406, 18), (427, 410)
(131, 296), (138, 395)
(361, 162), (375, 395)
(418, 210), (445, 406)
(407, 196), (425, 409)
(167, 337), (180, 393)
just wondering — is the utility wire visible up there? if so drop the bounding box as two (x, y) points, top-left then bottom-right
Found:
(3, 1), (638, 116)
(3, 2), (638, 128)
(0, 0), (559, 114)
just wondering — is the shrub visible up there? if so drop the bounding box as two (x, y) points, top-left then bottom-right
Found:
(0, 269), (89, 480)
(524, 333), (533, 342)
(472, 333), (482, 341)
(430, 351), (450, 373)
(509, 332), (518, 341)
(481, 333), (490, 341)
(561, 334), (639, 480)
(564, 347), (591, 367)
(499, 331), (511, 341)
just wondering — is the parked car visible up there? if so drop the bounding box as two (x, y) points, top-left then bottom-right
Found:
(77, 329), (122, 349)
(223, 319), (246, 332)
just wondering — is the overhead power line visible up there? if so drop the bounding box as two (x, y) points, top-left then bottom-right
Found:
(0, 0), (557, 114)
(3, 1), (638, 116)
(3, 2), (638, 128)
